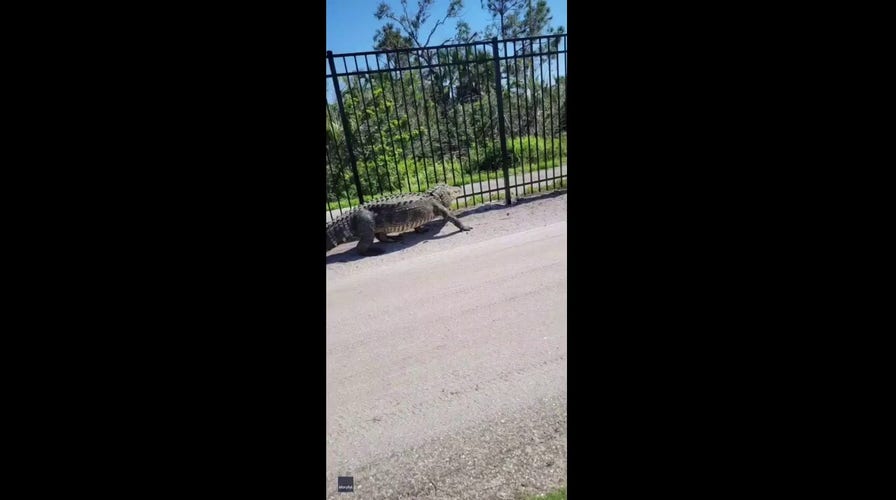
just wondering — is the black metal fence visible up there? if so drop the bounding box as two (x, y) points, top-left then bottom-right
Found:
(326, 34), (567, 221)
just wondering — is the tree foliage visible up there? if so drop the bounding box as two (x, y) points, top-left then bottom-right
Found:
(374, 0), (464, 49)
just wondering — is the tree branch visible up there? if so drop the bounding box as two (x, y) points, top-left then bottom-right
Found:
(401, 0), (411, 30)
(423, 17), (447, 47)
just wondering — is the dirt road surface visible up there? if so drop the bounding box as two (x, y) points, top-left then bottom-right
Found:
(326, 192), (567, 499)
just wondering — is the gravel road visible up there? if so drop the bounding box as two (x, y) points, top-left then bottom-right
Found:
(326, 192), (567, 499)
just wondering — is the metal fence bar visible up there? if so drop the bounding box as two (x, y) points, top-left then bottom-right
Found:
(463, 45), (484, 204)
(352, 55), (387, 196)
(327, 51), (365, 205)
(326, 101), (354, 210)
(532, 40), (545, 193)
(413, 50), (435, 188)
(447, 47), (471, 208)
(518, 42), (530, 190)
(458, 48), (476, 205)
(341, 58), (379, 198)
(382, 62), (414, 193)
(537, 38), (552, 190)
(521, 39), (537, 195)
(543, 38), (556, 185)
(395, 63), (423, 193)
(360, 55), (391, 195)
(328, 51), (567, 78)
(473, 46), (493, 203)
(480, 49), (498, 203)
(510, 40), (525, 199)
(426, 50), (451, 187)
(371, 55), (404, 195)
(405, 54), (428, 192)
(434, 47), (460, 190)
(329, 34), (562, 59)
(560, 35), (566, 187)
(491, 37), (512, 206)
(325, 147), (338, 222)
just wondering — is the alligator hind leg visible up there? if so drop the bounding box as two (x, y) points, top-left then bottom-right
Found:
(414, 226), (429, 233)
(356, 234), (383, 255)
(375, 232), (402, 243)
(354, 211), (383, 256)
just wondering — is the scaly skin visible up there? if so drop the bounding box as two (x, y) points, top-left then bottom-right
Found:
(326, 184), (472, 256)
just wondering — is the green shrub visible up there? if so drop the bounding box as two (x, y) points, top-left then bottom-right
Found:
(464, 135), (567, 174)
(327, 134), (567, 209)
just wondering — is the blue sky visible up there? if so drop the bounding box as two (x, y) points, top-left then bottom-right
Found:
(326, 0), (567, 54)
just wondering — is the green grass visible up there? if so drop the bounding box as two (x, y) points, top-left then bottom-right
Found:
(326, 163), (567, 212)
(528, 487), (566, 500)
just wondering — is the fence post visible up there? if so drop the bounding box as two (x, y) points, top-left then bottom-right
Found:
(327, 50), (365, 205)
(491, 38), (513, 206)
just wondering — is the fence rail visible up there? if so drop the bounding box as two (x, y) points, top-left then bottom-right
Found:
(326, 34), (567, 221)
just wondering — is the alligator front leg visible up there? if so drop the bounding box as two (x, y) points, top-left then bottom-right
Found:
(432, 202), (472, 231)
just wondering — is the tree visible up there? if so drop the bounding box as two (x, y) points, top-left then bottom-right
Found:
(481, 0), (564, 138)
(481, 0), (526, 39)
(374, 0), (464, 50)
(373, 1), (472, 160)
(373, 23), (414, 68)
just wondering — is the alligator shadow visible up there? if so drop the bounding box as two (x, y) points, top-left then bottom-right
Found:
(325, 218), (466, 264)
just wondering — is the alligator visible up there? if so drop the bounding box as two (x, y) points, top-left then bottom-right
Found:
(326, 184), (472, 256)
